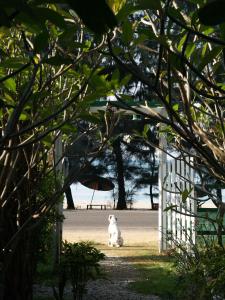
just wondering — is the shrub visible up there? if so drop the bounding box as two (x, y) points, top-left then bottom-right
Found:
(54, 241), (105, 300)
(174, 243), (225, 300)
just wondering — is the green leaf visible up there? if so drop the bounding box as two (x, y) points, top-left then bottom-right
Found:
(0, 0), (25, 6)
(61, 124), (77, 134)
(169, 52), (184, 74)
(117, 3), (137, 20)
(117, 0), (161, 21)
(188, 0), (204, 4)
(137, 0), (161, 10)
(42, 135), (52, 148)
(0, 57), (29, 69)
(3, 78), (16, 91)
(79, 113), (102, 124)
(172, 103), (179, 111)
(201, 43), (208, 58)
(16, 11), (44, 34)
(19, 113), (29, 121)
(220, 23), (225, 39)
(198, 47), (222, 71)
(198, 1), (225, 26)
(167, 7), (186, 23)
(67, 0), (117, 34)
(177, 34), (187, 52)
(142, 124), (149, 138)
(16, 5), (67, 33)
(120, 74), (132, 86)
(107, 0), (126, 14)
(35, 7), (67, 29)
(34, 31), (49, 53)
(164, 205), (178, 212)
(185, 43), (196, 59)
(44, 55), (72, 66)
(202, 26), (215, 36)
(122, 20), (133, 43)
(181, 188), (193, 203)
(0, 9), (11, 27)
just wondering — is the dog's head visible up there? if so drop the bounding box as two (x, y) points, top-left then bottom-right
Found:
(108, 214), (117, 223)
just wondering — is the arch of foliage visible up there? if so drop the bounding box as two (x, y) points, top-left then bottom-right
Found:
(1, 0), (225, 299)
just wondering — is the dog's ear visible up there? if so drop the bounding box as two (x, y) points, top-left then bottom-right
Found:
(108, 215), (112, 221)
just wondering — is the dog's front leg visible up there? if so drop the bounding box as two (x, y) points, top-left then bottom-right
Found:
(108, 233), (112, 246)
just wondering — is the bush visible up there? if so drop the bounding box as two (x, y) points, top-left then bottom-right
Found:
(54, 241), (105, 300)
(174, 243), (225, 300)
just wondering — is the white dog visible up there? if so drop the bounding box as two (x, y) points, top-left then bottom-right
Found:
(108, 215), (123, 247)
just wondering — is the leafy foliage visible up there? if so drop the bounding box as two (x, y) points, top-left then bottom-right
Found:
(55, 241), (105, 300)
(106, 0), (225, 194)
(174, 243), (225, 300)
(198, 0), (225, 26)
(0, 1), (118, 299)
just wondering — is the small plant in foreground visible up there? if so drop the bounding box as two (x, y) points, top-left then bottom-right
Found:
(54, 241), (105, 300)
(174, 242), (225, 300)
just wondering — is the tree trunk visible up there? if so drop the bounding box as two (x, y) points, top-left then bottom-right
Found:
(65, 186), (75, 209)
(112, 138), (127, 210)
(150, 151), (156, 209)
(1, 204), (35, 300)
(2, 240), (34, 300)
(0, 147), (40, 300)
(149, 185), (154, 209)
(216, 188), (224, 247)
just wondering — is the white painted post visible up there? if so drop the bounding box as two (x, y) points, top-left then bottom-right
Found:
(54, 132), (63, 263)
(158, 131), (167, 252)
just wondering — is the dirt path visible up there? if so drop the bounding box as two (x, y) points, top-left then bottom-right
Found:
(36, 209), (160, 299)
(35, 256), (160, 300)
(83, 256), (160, 300)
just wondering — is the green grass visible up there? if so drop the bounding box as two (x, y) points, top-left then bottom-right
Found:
(97, 242), (180, 299)
(96, 241), (158, 257)
(34, 297), (73, 300)
(35, 242), (180, 299)
(129, 257), (178, 299)
(34, 297), (52, 300)
(130, 262), (177, 299)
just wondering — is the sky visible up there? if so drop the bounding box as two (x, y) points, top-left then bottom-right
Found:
(66, 183), (154, 209)
(64, 183), (225, 209)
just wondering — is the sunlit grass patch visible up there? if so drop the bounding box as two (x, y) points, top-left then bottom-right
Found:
(129, 259), (178, 299)
(97, 242), (179, 298)
(96, 241), (158, 257)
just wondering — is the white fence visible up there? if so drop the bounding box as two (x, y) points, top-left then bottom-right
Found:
(158, 145), (196, 252)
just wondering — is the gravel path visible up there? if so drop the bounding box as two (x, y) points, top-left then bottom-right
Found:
(34, 256), (160, 300)
(83, 256), (160, 300)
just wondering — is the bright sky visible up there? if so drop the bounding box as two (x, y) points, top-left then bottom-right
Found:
(66, 183), (154, 209)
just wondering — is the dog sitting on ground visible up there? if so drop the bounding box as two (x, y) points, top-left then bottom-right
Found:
(108, 215), (123, 247)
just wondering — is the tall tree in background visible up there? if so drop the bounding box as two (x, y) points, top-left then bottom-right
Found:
(112, 136), (127, 209)
(123, 127), (159, 209)
(91, 116), (158, 209)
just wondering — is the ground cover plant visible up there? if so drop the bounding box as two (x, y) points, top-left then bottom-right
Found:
(35, 241), (105, 300)
(172, 241), (225, 300)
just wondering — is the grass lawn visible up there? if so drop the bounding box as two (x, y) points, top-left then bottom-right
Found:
(128, 256), (178, 299)
(97, 242), (179, 299)
(35, 242), (180, 299)
(96, 241), (158, 257)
